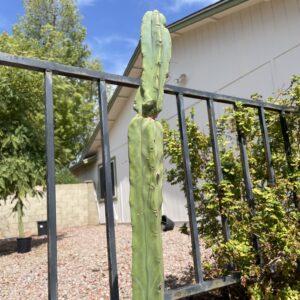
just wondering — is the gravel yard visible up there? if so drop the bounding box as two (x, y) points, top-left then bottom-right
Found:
(0, 225), (212, 300)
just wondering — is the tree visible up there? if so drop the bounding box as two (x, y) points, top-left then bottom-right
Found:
(163, 76), (300, 298)
(0, 0), (100, 237)
(15, 0), (91, 67)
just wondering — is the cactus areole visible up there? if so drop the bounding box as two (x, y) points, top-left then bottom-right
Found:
(128, 10), (171, 300)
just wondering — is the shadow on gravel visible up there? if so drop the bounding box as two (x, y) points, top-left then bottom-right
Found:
(165, 265), (194, 289)
(0, 234), (65, 256)
(165, 266), (247, 300)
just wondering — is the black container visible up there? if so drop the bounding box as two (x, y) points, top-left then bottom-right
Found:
(161, 215), (175, 232)
(17, 237), (32, 253)
(37, 221), (48, 236)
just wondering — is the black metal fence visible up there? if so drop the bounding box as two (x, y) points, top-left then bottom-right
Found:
(0, 52), (297, 300)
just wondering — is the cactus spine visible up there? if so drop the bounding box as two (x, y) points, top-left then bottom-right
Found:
(128, 10), (171, 300)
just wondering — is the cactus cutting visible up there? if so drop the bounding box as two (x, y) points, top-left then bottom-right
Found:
(128, 10), (172, 300)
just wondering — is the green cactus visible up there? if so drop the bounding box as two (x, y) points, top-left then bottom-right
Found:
(128, 10), (171, 300)
(134, 10), (172, 117)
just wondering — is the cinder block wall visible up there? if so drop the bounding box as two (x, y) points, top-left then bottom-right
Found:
(0, 182), (99, 239)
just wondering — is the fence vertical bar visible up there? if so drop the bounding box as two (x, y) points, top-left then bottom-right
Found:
(280, 111), (299, 210)
(279, 111), (292, 167)
(176, 93), (203, 283)
(258, 106), (275, 186)
(97, 80), (119, 299)
(44, 70), (58, 300)
(206, 98), (230, 242)
(235, 106), (262, 265)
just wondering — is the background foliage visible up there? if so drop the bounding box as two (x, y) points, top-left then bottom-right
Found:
(163, 76), (300, 298)
(0, 0), (100, 236)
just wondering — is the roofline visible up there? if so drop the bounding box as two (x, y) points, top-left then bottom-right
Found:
(78, 43), (142, 162)
(75, 0), (249, 165)
(167, 0), (248, 33)
(70, 154), (97, 172)
(121, 0), (249, 78)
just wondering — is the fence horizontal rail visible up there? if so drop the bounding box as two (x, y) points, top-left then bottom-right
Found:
(164, 274), (240, 300)
(0, 52), (297, 112)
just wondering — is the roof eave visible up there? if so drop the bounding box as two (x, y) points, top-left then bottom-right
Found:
(168, 0), (248, 33)
(70, 154), (97, 172)
(77, 0), (249, 162)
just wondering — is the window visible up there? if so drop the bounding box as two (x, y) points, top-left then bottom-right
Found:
(99, 158), (116, 199)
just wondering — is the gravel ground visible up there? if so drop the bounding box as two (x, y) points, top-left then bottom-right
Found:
(0, 225), (212, 299)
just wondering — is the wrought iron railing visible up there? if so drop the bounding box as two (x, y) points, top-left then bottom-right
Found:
(0, 52), (297, 300)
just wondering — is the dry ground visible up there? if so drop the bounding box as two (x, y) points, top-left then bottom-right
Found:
(0, 225), (213, 300)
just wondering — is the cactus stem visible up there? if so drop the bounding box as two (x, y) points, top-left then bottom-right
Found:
(129, 10), (171, 300)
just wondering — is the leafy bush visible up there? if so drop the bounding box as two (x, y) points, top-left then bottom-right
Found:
(0, 0), (100, 237)
(163, 76), (300, 298)
(55, 167), (80, 184)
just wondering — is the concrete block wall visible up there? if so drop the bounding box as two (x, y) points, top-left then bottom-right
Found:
(0, 182), (99, 239)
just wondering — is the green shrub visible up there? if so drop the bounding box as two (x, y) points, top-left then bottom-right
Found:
(55, 167), (79, 184)
(163, 76), (300, 298)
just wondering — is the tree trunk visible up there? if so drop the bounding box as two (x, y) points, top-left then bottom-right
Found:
(17, 200), (25, 238)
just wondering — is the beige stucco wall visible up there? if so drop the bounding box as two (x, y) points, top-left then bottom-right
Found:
(0, 182), (99, 239)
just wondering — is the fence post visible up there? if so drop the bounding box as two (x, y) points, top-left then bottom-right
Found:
(279, 111), (299, 210)
(44, 70), (58, 300)
(258, 106), (275, 186)
(176, 93), (203, 283)
(234, 105), (263, 266)
(206, 98), (231, 242)
(279, 111), (292, 167)
(97, 80), (119, 299)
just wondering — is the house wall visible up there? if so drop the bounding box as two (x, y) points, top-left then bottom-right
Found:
(0, 183), (100, 239)
(169, 0), (300, 98)
(75, 0), (300, 223)
(73, 158), (101, 199)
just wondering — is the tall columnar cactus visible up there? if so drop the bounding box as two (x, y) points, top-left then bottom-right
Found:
(128, 10), (171, 300)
